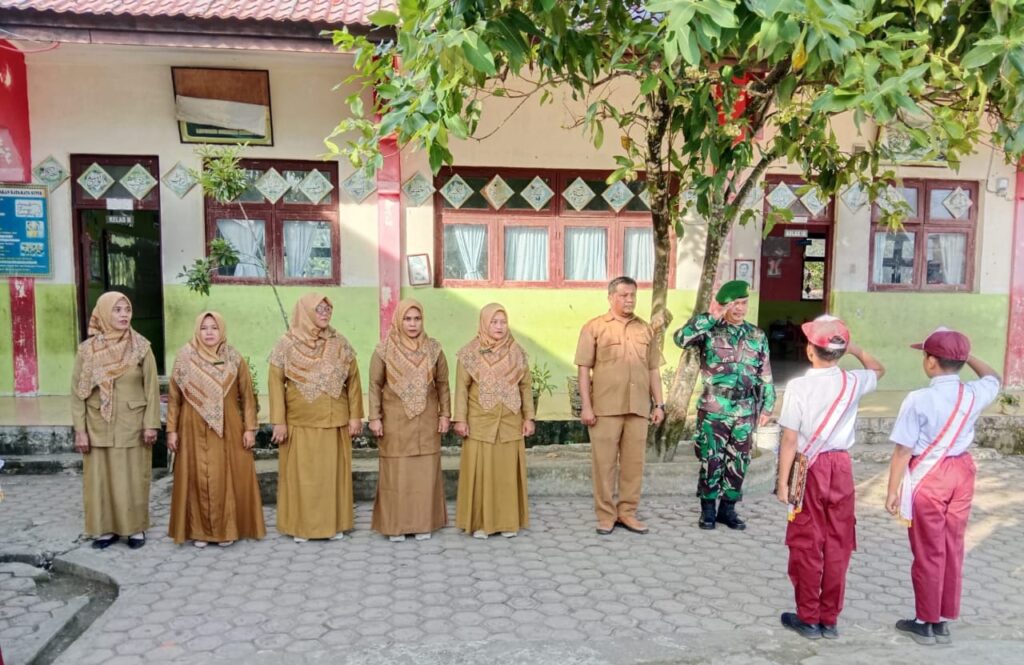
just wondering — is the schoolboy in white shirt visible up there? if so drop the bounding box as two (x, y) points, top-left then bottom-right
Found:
(776, 315), (884, 640)
(885, 328), (1000, 645)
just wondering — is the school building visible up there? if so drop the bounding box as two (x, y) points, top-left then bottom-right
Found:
(1, 1), (1022, 414)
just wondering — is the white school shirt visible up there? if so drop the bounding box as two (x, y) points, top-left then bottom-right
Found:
(889, 374), (1000, 456)
(778, 367), (878, 454)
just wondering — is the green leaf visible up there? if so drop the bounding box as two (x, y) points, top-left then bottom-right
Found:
(640, 76), (660, 96)
(368, 10), (400, 27)
(962, 43), (1004, 69)
(462, 34), (498, 75)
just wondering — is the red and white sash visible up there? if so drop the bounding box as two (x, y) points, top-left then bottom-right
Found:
(788, 371), (860, 519)
(898, 384), (975, 525)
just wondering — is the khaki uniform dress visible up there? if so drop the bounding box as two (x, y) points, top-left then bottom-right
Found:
(71, 291), (160, 537)
(369, 299), (451, 536)
(270, 293), (364, 539)
(575, 312), (662, 524)
(167, 311), (266, 544)
(454, 303), (533, 535)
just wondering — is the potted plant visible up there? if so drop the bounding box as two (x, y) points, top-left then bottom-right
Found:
(530, 362), (557, 414)
(998, 392), (1020, 415)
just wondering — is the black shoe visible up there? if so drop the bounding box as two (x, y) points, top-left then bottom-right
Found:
(91, 535), (119, 550)
(698, 500), (717, 530)
(895, 619), (936, 645)
(127, 534), (146, 550)
(820, 623), (839, 639)
(780, 612), (821, 639)
(716, 499), (747, 530)
(931, 621), (951, 644)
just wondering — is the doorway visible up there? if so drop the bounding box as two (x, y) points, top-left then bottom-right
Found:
(72, 156), (165, 372)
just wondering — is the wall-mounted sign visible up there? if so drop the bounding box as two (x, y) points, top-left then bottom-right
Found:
(0, 184), (49, 275)
(172, 67), (273, 146)
(784, 228), (808, 238)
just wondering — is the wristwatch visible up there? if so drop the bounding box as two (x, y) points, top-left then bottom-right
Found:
(653, 403), (665, 410)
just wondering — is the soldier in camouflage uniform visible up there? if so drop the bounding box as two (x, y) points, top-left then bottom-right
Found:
(673, 280), (775, 531)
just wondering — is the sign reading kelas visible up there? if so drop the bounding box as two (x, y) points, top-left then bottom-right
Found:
(0, 184), (50, 276)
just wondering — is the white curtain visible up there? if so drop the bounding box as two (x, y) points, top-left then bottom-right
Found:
(932, 232), (966, 285)
(450, 224), (487, 279)
(623, 227), (654, 281)
(216, 219), (266, 277)
(283, 221), (317, 278)
(504, 227), (549, 281)
(565, 227), (607, 281)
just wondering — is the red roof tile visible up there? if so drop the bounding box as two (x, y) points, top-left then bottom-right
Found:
(0, 0), (396, 26)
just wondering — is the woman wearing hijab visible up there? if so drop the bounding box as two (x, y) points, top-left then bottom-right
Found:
(166, 311), (266, 547)
(71, 292), (160, 550)
(454, 303), (534, 539)
(368, 299), (451, 542)
(269, 293), (363, 542)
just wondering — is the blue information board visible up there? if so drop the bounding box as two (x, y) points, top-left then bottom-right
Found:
(0, 184), (50, 276)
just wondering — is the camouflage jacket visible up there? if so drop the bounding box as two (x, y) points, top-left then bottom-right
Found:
(673, 313), (776, 417)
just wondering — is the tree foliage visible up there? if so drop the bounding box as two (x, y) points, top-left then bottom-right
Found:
(330, 0), (1024, 457)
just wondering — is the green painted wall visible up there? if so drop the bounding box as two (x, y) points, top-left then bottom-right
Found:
(163, 285), (381, 388)
(757, 300), (824, 330)
(0, 283), (12, 395)
(35, 284), (79, 395)
(831, 291), (1008, 390)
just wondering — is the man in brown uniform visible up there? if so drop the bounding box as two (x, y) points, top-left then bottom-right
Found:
(576, 276), (665, 535)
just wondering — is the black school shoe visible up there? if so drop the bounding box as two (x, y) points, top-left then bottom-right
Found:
(127, 534), (146, 550)
(932, 621), (951, 644)
(781, 612), (821, 639)
(819, 623), (839, 639)
(91, 535), (119, 550)
(895, 619), (936, 645)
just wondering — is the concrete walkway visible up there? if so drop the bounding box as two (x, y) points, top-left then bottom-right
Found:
(0, 452), (1022, 664)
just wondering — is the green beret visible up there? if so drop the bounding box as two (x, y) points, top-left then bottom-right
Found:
(715, 280), (749, 304)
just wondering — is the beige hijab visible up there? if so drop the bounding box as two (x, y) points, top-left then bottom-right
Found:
(269, 293), (355, 402)
(170, 311), (242, 436)
(74, 291), (151, 422)
(374, 299), (442, 419)
(456, 303), (528, 412)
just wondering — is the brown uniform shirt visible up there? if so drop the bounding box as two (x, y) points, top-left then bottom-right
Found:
(70, 349), (161, 447)
(453, 361), (534, 443)
(575, 312), (662, 418)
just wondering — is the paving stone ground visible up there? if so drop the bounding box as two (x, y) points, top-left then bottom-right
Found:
(1, 455), (1023, 665)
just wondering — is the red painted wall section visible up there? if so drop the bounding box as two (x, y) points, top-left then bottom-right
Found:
(376, 134), (402, 339)
(10, 279), (39, 395)
(1005, 166), (1024, 387)
(0, 41), (31, 182)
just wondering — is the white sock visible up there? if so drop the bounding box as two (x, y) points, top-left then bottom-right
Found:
(914, 618), (926, 624)
(501, 531), (518, 538)
(331, 532), (345, 541)
(293, 536), (308, 543)
(389, 535), (406, 542)
(97, 533), (115, 541)
(939, 617), (952, 623)
(129, 532), (145, 540)
(414, 533), (431, 541)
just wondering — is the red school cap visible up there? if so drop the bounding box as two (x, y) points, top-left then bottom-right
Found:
(801, 315), (850, 350)
(910, 327), (971, 362)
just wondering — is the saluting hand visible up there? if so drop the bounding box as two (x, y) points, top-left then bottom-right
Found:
(74, 431), (91, 455)
(271, 424), (288, 445)
(709, 300), (729, 320)
(143, 429), (158, 446)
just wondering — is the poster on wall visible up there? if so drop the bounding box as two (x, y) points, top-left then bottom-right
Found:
(172, 67), (274, 145)
(0, 184), (50, 275)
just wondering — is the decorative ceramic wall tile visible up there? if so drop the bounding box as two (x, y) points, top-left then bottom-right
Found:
(638, 188), (651, 209)
(32, 156), (69, 192)
(740, 184), (762, 209)
(255, 168), (290, 204)
(298, 169), (334, 204)
(342, 170), (377, 203)
(77, 162), (115, 199)
(439, 174), (473, 208)
(602, 181), (635, 212)
(482, 175), (514, 209)
(120, 163), (158, 200)
(520, 176), (554, 210)
(877, 185), (907, 214)
(162, 161), (197, 198)
(799, 188), (829, 217)
(841, 184), (868, 212)
(942, 186), (972, 219)
(402, 172), (434, 206)
(766, 182), (797, 210)
(562, 177), (596, 211)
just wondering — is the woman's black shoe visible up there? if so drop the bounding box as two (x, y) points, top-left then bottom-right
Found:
(91, 535), (119, 550)
(127, 534), (146, 550)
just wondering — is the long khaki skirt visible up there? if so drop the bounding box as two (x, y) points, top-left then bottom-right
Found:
(455, 437), (529, 535)
(83, 445), (151, 537)
(276, 425), (353, 539)
(372, 453), (448, 536)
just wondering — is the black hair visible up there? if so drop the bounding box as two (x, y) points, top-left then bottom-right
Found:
(811, 343), (846, 362)
(931, 355), (966, 372)
(608, 276), (638, 294)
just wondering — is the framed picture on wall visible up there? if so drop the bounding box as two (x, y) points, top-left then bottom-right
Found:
(407, 253), (432, 286)
(734, 259), (755, 287)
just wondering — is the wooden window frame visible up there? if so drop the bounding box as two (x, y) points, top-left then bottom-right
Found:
(867, 179), (977, 293)
(204, 159), (340, 286)
(435, 167), (675, 288)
